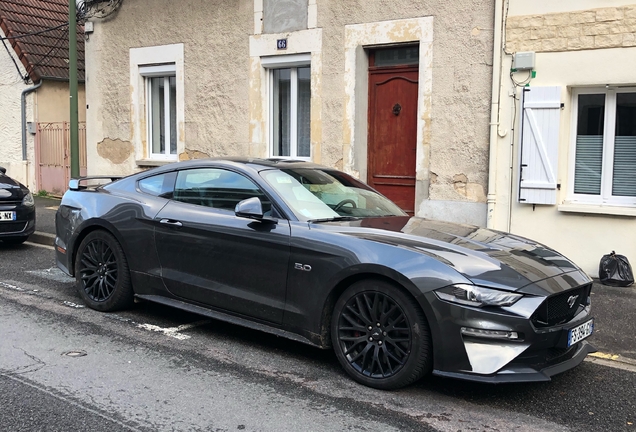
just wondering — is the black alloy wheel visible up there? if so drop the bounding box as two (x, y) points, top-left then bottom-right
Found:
(332, 280), (432, 389)
(75, 230), (133, 311)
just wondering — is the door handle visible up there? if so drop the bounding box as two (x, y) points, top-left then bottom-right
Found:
(159, 218), (182, 227)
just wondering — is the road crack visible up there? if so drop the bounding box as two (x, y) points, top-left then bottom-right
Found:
(0, 347), (48, 375)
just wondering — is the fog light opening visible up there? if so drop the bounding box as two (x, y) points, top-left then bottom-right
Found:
(461, 327), (519, 340)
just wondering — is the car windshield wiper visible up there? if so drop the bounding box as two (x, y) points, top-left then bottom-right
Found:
(308, 216), (360, 223)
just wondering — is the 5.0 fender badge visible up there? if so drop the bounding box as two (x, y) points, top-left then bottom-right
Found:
(294, 263), (312, 272)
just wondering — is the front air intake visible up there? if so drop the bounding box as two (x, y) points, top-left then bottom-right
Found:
(531, 284), (590, 327)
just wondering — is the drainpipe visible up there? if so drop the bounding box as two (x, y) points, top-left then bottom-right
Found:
(21, 80), (42, 161)
(486, 0), (506, 229)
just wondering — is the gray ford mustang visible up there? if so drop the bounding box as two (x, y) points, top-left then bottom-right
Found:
(55, 158), (595, 389)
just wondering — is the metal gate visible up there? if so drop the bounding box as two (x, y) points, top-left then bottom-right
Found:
(35, 122), (87, 195)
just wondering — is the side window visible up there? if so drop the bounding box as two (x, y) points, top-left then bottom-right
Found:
(138, 172), (176, 199)
(173, 168), (272, 213)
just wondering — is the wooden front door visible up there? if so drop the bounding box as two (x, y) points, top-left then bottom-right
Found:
(367, 51), (418, 215)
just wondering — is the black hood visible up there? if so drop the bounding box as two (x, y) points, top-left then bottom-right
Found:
(0, 174), (27, 201)
(319, 217), (586, 290)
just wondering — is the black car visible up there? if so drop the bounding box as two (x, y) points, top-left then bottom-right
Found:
(55, 158), (595, 389)
(0, 166), (36, 244)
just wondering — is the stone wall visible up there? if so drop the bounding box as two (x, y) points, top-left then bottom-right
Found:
(86, 0), (494, 224)
(318, 0), (494, 208)
(507, 5), (636, 52)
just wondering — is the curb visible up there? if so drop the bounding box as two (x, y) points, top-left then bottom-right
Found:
(585, 355), (636, 373)
(29, 231), (55, 247)
(588, 352), (636, 367)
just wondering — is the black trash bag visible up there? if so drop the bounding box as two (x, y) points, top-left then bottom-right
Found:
(599, 251), (634, 287)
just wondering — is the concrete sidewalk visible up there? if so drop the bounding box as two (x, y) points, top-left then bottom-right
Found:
(30, 195), (59, 246)
(26, 195), (636, 366)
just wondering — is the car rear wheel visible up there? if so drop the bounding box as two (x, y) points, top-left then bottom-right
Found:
(331, 280), (432, 390)
(75, 230), (133, 312)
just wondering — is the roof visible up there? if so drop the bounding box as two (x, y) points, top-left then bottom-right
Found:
(124, 158), (325, 178)
(0, 0), (84, 82)
(168, 157), (324, 171)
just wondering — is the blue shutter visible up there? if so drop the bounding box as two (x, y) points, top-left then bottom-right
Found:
(519, 86), (562, 205)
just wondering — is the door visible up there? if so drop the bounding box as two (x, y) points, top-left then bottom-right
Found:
(154, 167), (291, 324)
(367, 47), (419, 215)
(36, 122), (87, 195)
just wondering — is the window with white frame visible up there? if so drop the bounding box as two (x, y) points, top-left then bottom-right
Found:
(141, 64), (177, 159)
(264, 55), (311, 159)
(130, 43), (184, 165)
(571, 88), (636, 206)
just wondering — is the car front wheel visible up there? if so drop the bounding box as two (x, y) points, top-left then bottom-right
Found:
(75, 230), (133, 312)
(331, 280), (432, 390)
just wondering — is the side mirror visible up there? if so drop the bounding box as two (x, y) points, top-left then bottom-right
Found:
(235, 197), (278, 224)
(235, 197), (264, 219)
(0, 167), (6, 174)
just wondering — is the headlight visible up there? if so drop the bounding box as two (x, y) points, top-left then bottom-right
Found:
(22, 192), (35, 207)
(435, 284), (522, 307)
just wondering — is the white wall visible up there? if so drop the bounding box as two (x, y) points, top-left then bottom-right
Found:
(492, 4), (636, 276)
(0, 30), (35, 189)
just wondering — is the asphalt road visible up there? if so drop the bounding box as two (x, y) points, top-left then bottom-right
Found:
(0, 242), (635, 432)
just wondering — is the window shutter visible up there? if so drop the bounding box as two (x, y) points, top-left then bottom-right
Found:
(519, 86), (562, 205)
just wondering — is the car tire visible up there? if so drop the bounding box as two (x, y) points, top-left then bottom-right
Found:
(2, 236), (29, 245)
(75, 230), (133, 312)
(331, 280), (432, 390)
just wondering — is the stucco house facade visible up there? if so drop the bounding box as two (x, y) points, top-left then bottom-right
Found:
(0, 0), (86, 193)
(84, 0), (496, 226)
(488, 0), (636, 276)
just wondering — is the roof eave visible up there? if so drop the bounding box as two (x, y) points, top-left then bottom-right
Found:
(39, 75), (86, 83)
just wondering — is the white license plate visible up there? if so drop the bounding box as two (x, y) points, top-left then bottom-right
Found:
(0, 211), (16, 221)
(568, 319), (594, 347)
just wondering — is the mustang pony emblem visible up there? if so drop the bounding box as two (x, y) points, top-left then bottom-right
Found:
(567, 295), (579, 309)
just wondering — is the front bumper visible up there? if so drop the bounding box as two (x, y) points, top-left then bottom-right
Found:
(425, 285), (595, 383)
(0, 203), (35, 239)
(55, 236), (72, 276)
(433, 340), (596, 383)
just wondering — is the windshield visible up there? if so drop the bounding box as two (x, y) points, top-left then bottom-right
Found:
(260, 168), (407, 221)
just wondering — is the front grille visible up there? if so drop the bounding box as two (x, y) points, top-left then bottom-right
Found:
(0, 221), (26, 234)
(512, 345), (578, 367)
(532, 284), (590, 327)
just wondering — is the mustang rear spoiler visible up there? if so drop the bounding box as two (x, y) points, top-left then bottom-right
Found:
(68, 176), (123, 191)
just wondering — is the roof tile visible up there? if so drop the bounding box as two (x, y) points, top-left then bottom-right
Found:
(0, 0), (84, 82)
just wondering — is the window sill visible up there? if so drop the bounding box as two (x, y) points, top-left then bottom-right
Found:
(557, 203), (636, 217)
(136, 159), (177, 167)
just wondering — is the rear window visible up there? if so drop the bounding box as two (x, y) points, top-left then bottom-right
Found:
(138, 172), (176, 198)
